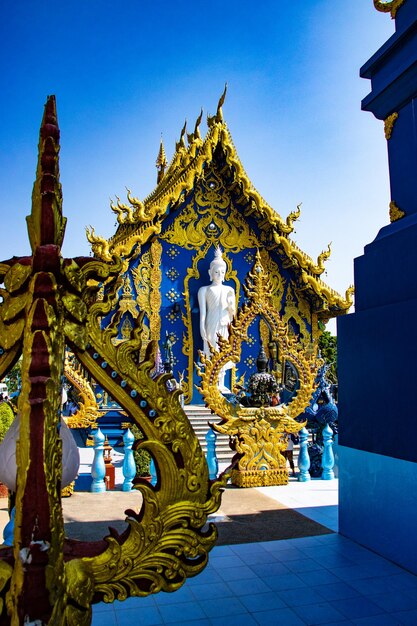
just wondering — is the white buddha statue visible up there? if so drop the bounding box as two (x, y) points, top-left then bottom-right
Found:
(198, 247), (236, 391)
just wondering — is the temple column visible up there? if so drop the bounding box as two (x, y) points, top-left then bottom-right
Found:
(338, 0), (417, 575)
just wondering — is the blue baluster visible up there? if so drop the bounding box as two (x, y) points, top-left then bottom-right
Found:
(321, 424), (335, 480)
(122, 427), (136, 492)
(91, 427), (106, 492)
(333, 433), (339, 478)
(298, 427), (311, 482)
(150, 457), (157, 486)
(205, 427), (218, 480)
(3, 506), (15, 546)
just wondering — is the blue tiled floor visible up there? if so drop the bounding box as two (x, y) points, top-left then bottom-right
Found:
(92, 534), (417, 625)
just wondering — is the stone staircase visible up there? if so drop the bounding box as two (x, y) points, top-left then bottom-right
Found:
(184, 405), (234, 464)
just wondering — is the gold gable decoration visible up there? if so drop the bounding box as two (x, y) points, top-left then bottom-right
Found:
(89, 93), (351, 320)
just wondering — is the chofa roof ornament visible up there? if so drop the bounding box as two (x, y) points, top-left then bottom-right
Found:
(373, 0), (406, 18)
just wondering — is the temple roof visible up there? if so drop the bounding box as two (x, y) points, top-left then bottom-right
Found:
(87, 91), (353, 319)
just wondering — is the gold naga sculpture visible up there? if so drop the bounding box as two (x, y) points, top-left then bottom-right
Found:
(64, 351), (101, 429)
(197, 252), (320, 488)
(0, 96), (227, 624)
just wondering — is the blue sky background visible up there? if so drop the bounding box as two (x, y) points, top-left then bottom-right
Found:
(1, 1), (394, 329)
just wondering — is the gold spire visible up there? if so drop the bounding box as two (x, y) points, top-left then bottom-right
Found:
(156, 137), (168, 184)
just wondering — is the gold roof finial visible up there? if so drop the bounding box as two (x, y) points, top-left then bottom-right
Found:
(176, 119), (187, 151)
(156, 136), (168, 184)
(187, 109), (204, 145)
(216, 83), (228, 122)
(194, 108), (203, 139)
(373, 0), (405, 18)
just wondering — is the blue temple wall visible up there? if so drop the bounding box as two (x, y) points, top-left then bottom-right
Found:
(338, 0), (417, 574)
(338, 234), (417, 575)
(338, 446), (417, 575)
(338, 290), (417, 463)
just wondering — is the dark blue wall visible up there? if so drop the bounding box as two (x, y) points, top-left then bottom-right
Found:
(338, 0), (417, 574)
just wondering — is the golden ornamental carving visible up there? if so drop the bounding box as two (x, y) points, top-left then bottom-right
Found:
(70, 295), (228, 613)
(64, 352), (101, 429)
(195, 169), (229, 213)
(373, 0), (406, 18)
(149, 240), (163, 342)
(161, 178), (259, 254)
(118, 274), (139, 318)
(384, 112), (399, 140)
(316, 242), (332, 274)
(108, 117), (295, 257)
(0, 95), (228, 623)
(110, 195), (135, 224)
(296, 266), (352, 317)
(389, 200), (406, 222)
(282, 281), (310, 346)
(85, 226), (114, 262)
(274, 232), (332, 278)
(97, 101), (351, 322)
(99, 108), (350, 321)
(258, 249), (283, 304)
(197, 252), (319, 487)
(131, 240), (162, 348)
(181, 243), (210, 404)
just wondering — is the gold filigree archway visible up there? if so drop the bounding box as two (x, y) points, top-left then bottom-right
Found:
(197, 252), (320, 487)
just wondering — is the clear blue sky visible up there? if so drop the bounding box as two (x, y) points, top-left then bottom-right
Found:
(1, 1), (394, 327)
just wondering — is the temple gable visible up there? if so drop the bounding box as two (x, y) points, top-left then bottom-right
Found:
(90, 95), (352, 403)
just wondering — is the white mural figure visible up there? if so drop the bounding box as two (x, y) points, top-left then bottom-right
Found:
(198, 247), (236, 391)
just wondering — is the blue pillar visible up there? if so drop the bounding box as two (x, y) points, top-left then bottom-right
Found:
(122, 427), (136, 492)
(321, 424), (335, 480)
(297, 427), (311, 482)
(338, 1), (417, 575)
(150, 457), (157, 486)
(205, 428), (218, 480)
(3, 507), (15, 547)
(91, 427), (106, 493)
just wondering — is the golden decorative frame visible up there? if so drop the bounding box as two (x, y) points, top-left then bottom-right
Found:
(196, 252), (319, 487)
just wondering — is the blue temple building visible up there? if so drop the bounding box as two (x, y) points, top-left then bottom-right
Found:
(87, 93), (352, 406)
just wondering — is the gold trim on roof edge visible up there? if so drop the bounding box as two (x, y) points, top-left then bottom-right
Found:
(89, 115), (352, 316)
(109, 121), (296, 244)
